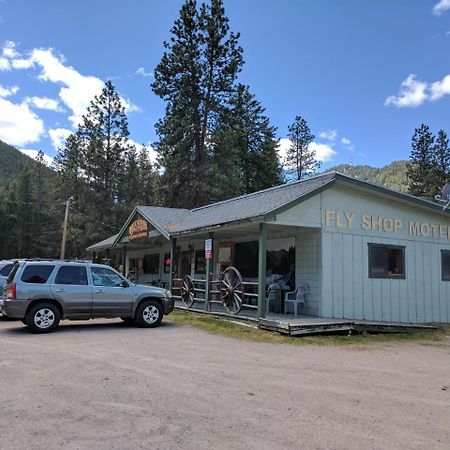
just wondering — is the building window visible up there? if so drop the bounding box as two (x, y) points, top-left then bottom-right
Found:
(441, 250), (450, 281)
(143, 253), (160, 274)
(368, 244), (405, 279)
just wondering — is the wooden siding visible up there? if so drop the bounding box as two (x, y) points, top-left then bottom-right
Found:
(320, 186), (450, 323)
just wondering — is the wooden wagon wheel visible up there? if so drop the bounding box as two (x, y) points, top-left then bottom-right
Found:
(220, 267), (244, 315)
(181, 275), (195, 308)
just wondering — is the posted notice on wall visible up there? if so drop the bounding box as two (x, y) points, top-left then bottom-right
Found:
(205, 239), (212, 260)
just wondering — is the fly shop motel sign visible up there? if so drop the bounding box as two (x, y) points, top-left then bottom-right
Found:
(325, 209), (450, 240)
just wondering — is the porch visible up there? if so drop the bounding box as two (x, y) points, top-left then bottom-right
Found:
(173, 299), (438, 336)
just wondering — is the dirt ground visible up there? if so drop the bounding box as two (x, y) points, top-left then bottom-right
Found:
(0, 318), (449, 450)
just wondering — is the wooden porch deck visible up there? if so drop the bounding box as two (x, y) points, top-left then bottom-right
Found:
(173, 300), (437, 336)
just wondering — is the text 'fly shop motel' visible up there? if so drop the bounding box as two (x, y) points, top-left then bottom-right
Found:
(87, 172), (450, 325)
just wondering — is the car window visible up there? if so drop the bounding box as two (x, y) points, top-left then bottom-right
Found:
(91, 267), (125, 287)
(0, 264), (13, 276)
(21, 265), (55, 284)
(55, 266), (88, 285)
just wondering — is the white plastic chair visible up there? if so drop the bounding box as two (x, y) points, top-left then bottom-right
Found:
(284, 283), (309, 315)
(266, 284), (281, 313)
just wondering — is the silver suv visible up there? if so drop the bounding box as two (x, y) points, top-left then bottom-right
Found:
(0, 260), (174, 333)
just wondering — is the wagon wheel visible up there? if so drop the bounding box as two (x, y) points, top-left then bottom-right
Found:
(220, 267), (244, 315)
(181, 275), (195, 308)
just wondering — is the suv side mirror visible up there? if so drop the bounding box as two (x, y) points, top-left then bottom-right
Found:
(121, 280), (129, 288)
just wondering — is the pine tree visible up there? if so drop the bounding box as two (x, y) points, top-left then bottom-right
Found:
(432, 129), (450, 194)
(152, 0), (243, 207)
(285, 116), (319, 180)
(212, 84), (282, 200)
(79, 80), (129, 203)
(407, 124), (435, 200)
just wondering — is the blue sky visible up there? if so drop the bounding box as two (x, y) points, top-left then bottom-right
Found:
(1, 0), (450, 169)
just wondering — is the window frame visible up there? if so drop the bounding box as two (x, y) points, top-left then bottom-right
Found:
(54, 265), (88, 286)
(441, 250), (450, 281)
(368, 243), (406, 280)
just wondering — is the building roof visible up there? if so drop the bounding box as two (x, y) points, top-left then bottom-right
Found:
(87, 172), (450, 251)
(86, 233), (119, 252)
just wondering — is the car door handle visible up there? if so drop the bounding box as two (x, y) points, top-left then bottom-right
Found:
(55, 288), (65, 293)
(95, 289), (104, 293)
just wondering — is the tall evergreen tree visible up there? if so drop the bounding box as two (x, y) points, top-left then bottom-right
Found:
(211, 84), (282, 200)
(432, 129), (450, 194)
(54, 80), (140, 256)
(152, 0), (244, 207)
(79, 80), (129, 203)
(285, 116), (319, 180)
(407, 124), (435, 200)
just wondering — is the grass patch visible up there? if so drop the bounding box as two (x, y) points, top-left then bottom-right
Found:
(167, 310), (450, 347)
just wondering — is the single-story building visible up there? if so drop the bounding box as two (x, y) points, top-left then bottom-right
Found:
(87, 172), (450, 324)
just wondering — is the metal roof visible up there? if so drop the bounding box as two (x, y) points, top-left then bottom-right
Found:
(86, 171), (450, 251)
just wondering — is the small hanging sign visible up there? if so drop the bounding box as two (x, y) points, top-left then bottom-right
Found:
(205, 239), (212, 260)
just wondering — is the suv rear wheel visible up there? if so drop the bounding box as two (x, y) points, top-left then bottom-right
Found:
(26, 303), (61, 334)
(134, 300), (163, 328)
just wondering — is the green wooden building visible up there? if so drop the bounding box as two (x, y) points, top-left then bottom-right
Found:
(87, 172), (450, 324)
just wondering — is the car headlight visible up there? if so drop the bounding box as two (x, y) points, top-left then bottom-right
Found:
(165, 290), (172, 299)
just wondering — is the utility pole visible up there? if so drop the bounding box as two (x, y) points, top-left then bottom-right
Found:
(60, 196), (74, 260)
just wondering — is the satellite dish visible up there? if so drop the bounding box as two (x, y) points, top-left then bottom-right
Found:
(435, 183), (450, 210)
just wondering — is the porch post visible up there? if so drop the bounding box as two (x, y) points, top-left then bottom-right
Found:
(204, 232), (214, 312)
(257, 223), (267, 319)
(168, 237), (177, 292)
(122, 246), (127, 276)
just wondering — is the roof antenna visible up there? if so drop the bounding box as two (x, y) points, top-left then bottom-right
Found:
(435, 183), (450, 211)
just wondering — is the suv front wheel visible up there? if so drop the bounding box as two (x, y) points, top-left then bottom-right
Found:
(26, 303), (61, 334)
(134, 300), (163, 328)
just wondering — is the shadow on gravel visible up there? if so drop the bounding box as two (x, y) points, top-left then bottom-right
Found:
(1, 319), (179, 335)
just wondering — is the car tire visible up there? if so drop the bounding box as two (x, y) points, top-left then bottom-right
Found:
(134, 300), (163, 328)
(26, 303), (61, 334)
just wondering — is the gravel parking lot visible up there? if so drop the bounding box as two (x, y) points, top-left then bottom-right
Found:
(0, 318), (449, 450)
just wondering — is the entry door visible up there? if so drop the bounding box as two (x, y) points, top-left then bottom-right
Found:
(178, 251), (192, 278)
(90, 266), (133, 317)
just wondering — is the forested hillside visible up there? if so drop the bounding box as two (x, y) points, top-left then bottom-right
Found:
(327, 160), (409, 192)
(0, 140), (54, 188)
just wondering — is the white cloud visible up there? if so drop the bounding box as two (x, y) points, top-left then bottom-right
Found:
(0, 98), (45, 146)
(2, 40), (20, 58)
(277, 138), (336, 165)
(0, 57), (10, 70)
(29, 48), (105, 127)
(19, 149), (53, 166)
(49, 128), (72, 150)
(318, 129), (337, 142)
(433, 0), (450, 15)
(309, 142), (337, 162)
(384, 74), (428, 108)
(22, 47), (140, 126)
(0, 84), (19, 98)
(430, 74), (450, 100)
(341, 137), (351, 145)
(25, 96), (63, 112)
(136, 67), (153, 78)
(11, 58), (33, 69)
